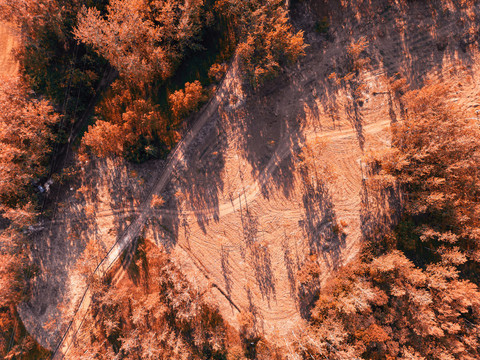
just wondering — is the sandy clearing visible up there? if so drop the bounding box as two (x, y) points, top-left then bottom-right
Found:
(18, 0), (480, 356)
(46, 57), (392, 357)
(156, 108), (391, 338)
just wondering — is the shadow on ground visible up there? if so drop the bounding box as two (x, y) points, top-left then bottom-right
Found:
(20, 0), (480, 348)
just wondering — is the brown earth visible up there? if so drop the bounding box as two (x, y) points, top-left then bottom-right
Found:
(13, 0), (480, 357)
(0, 22), (18, 78)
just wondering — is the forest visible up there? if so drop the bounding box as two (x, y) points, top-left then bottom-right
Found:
(0, 0), (479, 359)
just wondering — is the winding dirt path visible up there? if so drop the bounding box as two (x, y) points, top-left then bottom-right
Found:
(33, 118), (389, 231)
(24, 1), (480, 356)
(52, 89), (390, 358)
(51, 60), (245, 359)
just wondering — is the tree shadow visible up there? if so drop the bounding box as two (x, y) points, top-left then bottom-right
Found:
(360, 176), (404, 253)
(234, 78), (306, 201)
(281, 235), (299, 301)
(246, 285), (264, 334)
(169, 113), (227, 233)
(302, 0), (478, 85)
(300, 177), (346, 271)
(220, 245), (233, 299)
(148, 181), (180, 251)
(21, 0), (480, 348)
(295, 173), (345, 319)
(20, 156), (160, 349)
(239, 207), (277, 304)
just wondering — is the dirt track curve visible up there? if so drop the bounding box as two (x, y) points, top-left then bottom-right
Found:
(38, 48), (394, 358)
(50, 59), (246, 359)
(52, 110), (391, 357)
(16, 0), (480, 357)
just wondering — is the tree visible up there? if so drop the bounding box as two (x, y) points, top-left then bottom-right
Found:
(216, 0), (306, 86)
(169, 80), (207, 121)
(372, 83), (480, 273)
(67, 240), (234, 359)
(296, 82), (480, 360)
(81, 79), (169, 161)
(1, 0), (110, 120)
(0, 78), (59, 208)
(296, 252), (480, 360)
(74, 0), (205, 83)
(81, 120), (124, 157)
(208, 62), (228, 82)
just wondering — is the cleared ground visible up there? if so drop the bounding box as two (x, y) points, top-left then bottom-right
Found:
(0, 22), (18, 77)
(14, 0), (480, 356)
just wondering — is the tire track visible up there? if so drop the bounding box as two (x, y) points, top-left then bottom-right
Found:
(51, 60), (242, 359)
(51, 98), (389, 358)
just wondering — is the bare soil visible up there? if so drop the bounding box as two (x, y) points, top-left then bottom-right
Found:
(12, 0), (480, 355)
(0, 22), (18, 78)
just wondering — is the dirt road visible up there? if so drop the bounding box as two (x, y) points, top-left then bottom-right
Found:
(52, 81), (391, 358)
(19, 0), (480, 356)
(50, 59), (246, 359)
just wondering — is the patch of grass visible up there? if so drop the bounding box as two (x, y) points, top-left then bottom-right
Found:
(154, 15), (234, 112)
(315, 16), (330, 34)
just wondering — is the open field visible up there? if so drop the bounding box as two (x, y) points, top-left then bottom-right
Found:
(14, 0), (480, 356)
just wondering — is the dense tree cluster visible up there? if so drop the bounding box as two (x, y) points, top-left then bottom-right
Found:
(70, 240), (233, 359)
(0, 78), (56, 358)
(0, 78), (59, 207)
(216, 0), (306, 86)
(75, 0), (305, 160)
(377, 84), (480, 274)
(74, 0), (208, 160)
(69, 239), (285, 359)
(81, 79), (170, 162)
(0, 0), (109, 121)
(75, 0), (205, 82)
(296, 252), (480, 359)
(295, 83), (480, 359)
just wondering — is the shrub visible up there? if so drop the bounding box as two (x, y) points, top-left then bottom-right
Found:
(315, 16), (329, 34)
(169, 80), (208, 120)
(208, 62), (228, 82)
(150, 194), (165, 208)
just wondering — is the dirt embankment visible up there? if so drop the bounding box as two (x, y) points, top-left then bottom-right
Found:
(18, 0), (480, 355)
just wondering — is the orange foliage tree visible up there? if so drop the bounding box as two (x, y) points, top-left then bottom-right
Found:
(297, 83), (480, 359)
(0, 78), (59, 208)
(296, 252), (480, 359)
(216, 0), (306, 86)
(74, 0), (205, 83)
(0, 78), (54, 359)
(81, 79), (169, 161)
(67, 240), (231, 359)
(373, 83), (480, 272)
(0, 0), (57, 40)
(82, 120), (125, 158)
(169, 80), (208, 121)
